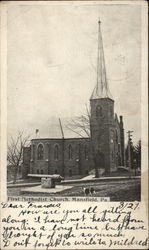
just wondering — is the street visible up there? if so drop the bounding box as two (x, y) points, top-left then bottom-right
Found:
(7, 178), (140, 201)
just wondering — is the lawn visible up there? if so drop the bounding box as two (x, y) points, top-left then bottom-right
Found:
(7, 178), (141, 201)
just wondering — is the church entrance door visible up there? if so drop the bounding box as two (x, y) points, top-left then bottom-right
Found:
(95, 151), (105, 169)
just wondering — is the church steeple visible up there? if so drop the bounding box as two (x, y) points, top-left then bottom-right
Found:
(91, 20), (112, 100)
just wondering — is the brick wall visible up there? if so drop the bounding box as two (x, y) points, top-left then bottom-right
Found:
(29, 138), (90, 178)
(23, 99), (124, 178)
(90, 98), (117, 174)
(22, 147), (31, 178)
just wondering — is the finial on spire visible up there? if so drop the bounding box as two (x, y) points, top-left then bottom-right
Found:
(90, 20), (113, 100)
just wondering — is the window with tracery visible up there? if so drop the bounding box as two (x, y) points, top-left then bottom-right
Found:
(54, 145), (59, 160)
(84, 145), (89, 160)
(37, 144), (44, 160)
(68, 144), (73, 160)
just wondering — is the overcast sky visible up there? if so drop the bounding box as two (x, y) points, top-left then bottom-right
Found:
(7, 2), (141, 144)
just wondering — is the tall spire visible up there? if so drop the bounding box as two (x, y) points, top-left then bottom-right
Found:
(91, 20), (112, 100)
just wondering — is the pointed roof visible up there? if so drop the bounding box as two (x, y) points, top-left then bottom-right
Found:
(91, 20), (113, 100)
(114, 113), (119, 124)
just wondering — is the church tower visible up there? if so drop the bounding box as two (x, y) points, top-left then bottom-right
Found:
(90, 20), (116, 175)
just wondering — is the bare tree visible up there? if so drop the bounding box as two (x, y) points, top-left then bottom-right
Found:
(66, 105), (100, 178)
(7, 131), (30, 183)
(66, 104), (91, 138)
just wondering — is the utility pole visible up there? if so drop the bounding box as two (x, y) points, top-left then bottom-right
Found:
(59, 118), (65, 177)
(127, 130), (133, 178)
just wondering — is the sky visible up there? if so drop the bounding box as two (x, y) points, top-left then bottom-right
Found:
(7, 1), (141, 145)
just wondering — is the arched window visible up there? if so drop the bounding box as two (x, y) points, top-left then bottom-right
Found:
(110, 106), (113, 116)
(68, 145), (73, 160)
(54, 145), (59, 160)
(84, 145), (89, 160)
(118, 143), (121, 153)
(37, 144), (44, 160)
(110, 130), (114, 143)
(115, 130), (118, 143)
(96, 105), (102, 117)
(111, 151), (114, 160)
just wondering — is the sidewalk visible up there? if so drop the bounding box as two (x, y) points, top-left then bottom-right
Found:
(21, 185), (73, 195)
(62, 175), (140, 185)
(7, 175), (140, 188)
(7, 182), (40, 188)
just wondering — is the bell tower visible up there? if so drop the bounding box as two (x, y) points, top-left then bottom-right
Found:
(90, 20), (116, 175)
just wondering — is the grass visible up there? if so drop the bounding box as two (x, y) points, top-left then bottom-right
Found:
(7, 178), (141, 201)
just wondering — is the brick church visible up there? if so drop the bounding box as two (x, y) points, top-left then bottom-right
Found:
(22, 20), (125, 178)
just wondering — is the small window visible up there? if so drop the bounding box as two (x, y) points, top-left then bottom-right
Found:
(54, 145), (59, 160)
(96, 105), (102, 117)
(110, 106), (113, 116)
(41, 170), (43, 174)
(55, 169), (58, 174)
(37, 144), (44, 160)
(68, 145), (73, 160)
(116, 130), (118, 143)
(37, 169), (39, 174)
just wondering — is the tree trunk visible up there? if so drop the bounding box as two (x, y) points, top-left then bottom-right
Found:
(13, 165), (18, 184)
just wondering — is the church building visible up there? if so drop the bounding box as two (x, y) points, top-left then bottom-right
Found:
(22, 20), (125, 178)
